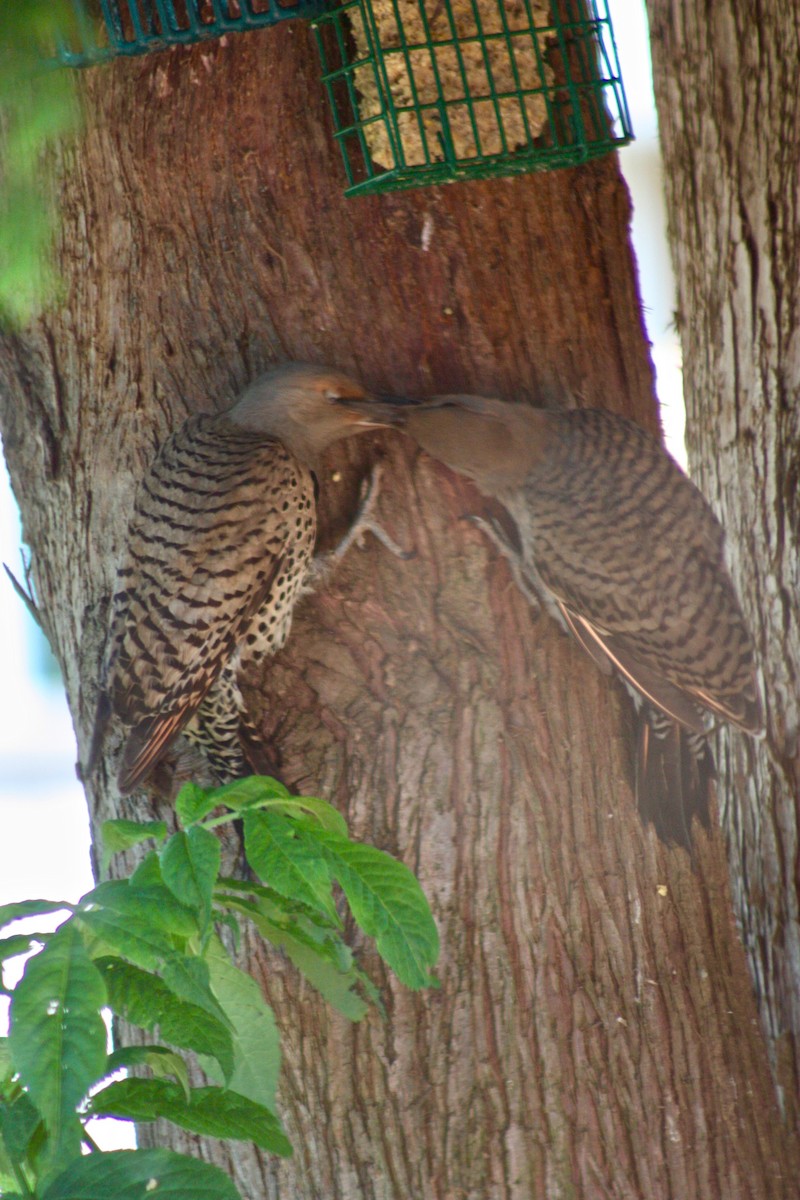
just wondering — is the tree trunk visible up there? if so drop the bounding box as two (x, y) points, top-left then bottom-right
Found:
(1, 17), (797, 1198)
(646, 0), (800, 1092)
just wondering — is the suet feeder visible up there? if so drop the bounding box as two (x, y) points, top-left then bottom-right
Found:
(55, 0), (325, 68)
(311, 0), (632, 195)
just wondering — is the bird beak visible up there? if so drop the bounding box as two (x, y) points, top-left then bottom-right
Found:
(335, 394), (418, 428)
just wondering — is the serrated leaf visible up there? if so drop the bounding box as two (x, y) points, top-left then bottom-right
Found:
(0, 900), (70, 934)
(8, 923), (107, 1162)
(90, 1079), (291, 1157)
(77, 881), (199, 971)
(76, 909), (176, 972)
(209, 776), (290, 809)
(82, 880), (198, 939)
(41, 1147), (243, 1200)
(174, 782), (217, 828)
(159, 828), (220, 923)
(96, 960), (233, 1079)
(99, 820), (167, 873)
(314, 831), (439, 990)
(199, 936), (280, 1109)
(243, 811), (338, 922)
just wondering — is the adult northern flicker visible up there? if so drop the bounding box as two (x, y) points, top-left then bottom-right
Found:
(348, 392), (763, 843)
(91, 363), (399, 794)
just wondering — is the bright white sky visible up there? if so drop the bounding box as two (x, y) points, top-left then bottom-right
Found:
(0, 0), (679, 1153)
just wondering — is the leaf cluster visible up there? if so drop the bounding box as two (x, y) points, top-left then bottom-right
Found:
(0, 2), (82, 326)
(0, 776), (439, 1198)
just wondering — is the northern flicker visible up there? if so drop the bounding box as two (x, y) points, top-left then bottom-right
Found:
(91, 363), (400, 794)
(347, 392), (763, 842)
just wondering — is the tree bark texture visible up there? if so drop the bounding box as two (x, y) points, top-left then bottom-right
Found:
(646, 0), (800, 1093)
(1, 19), (798, 1198)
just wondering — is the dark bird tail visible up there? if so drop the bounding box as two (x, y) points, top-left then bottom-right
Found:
(635, 710), (715, 848)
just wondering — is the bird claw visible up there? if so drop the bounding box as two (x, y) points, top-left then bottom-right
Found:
(332, 463), (413, 562)
(312, 465), (413, 583)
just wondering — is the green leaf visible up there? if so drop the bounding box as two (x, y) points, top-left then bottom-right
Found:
(251, 912), (369, 1021)
(77, 881), (199, 970)
(199, 936), (280, 1110)
(90, 1079), (291, 1157)
(0, 7), (81, 328)
(0, 900), (71, 934)
(0, 934), (40, 963)
(82, 880), (198, 939)
(213, 876), (291, 908)
(160, 956), (231, 1030)
(129, 852), (163, 889)
(0, 1038), (10, 1082)
(241, 894), (374, 1020)
(0, 1092), (41, 1162)
(243, 810), (338, 922)
(315, 831), (439, 990)
(105, 1046), (190, 1098)
(76, 909), (177, 972)
(99, 820), (167, 873)
(8, 923), (107, 1163)
(174, 782), (217, 828)
(275, 796), (348, 837)
(215, 911), (241, 948)
(96, 959), (233, 1079)
(208, 776), (290, 809)
(41, 1148), (243, 1200)
(159, 828), (220, 923)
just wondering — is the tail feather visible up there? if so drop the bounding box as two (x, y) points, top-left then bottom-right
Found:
(635, 710), (715, 848)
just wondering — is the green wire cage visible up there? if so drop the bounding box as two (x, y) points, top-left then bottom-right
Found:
(52, 0), (631, 197)
(55, 0), (325, 67)
(311, 0), (632, 195)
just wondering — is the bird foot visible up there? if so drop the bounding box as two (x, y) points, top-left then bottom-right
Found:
(463, 513), (541, 611)
(314, 464), (412, 581)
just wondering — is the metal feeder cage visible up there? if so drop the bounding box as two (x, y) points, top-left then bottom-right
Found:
(55, 0), (325, 67)
(311, 0), (632, 195)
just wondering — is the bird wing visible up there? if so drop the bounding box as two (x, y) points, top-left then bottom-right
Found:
(96, 416), (315, 791)
(116, 553), (286, 792)
(516, 409), (763, 737)
(117, 703), (205, 795)
(556, 603), (708, 733)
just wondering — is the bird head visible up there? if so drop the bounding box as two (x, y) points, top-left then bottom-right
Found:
(227, 363), (409, 462)
(342, 392), (542, 494)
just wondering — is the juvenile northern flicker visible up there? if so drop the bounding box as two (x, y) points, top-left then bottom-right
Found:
(91, 363), (398, 794)
(348, 392), (763, 842)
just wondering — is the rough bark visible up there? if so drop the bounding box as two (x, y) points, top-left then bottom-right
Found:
(0, 17), (797, 1199)
(646, 0), (800, 1093)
